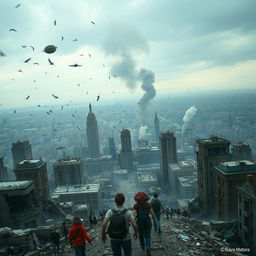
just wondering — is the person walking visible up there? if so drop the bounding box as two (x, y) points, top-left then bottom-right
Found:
(61, 221), (69, 244)
(150, 193), (164, 234)
(68, 217), (92, 256)
(50, 227), (60, 256)
(133, 192), (157, 256)
(101, 193), (138, 256)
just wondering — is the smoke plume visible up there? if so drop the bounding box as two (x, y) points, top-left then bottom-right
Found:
(138, 125), (148, 139)
(103, 25), (156, 123)
(182, 106), (198, 135)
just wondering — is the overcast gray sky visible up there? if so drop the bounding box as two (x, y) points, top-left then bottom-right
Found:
(1, 0), (256, 108)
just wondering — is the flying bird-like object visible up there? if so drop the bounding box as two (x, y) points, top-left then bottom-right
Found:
(33, 62), (39, 65)
(0, 51), (5, 57)
(73, 39), (78, 42)
(51, 94), (58, 99)
(24, 58), (31, 63)
(61, 36), (64, 41)
(17, 69), (23, 72)
(9, 29), (17, 32)
(96, 95), (100, 101)
(90, 21), (95, 25)
(44, 45), (57, 54)
(30, 46), (34, 51)
(15, 4), (21, 8)
(48, 58), (54, 65)
(25, 95), (30, 100)
(21, 45), (27, 48)
(54, 19), (56, 25)
(69, 64), (82, 67)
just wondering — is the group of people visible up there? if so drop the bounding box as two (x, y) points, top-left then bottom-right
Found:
(50, 191), (170, 256)
(101, 191), (165, 256)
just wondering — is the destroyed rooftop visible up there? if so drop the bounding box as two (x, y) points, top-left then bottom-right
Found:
(54, 157), (82, 165)
(16, 159), (44, 169)
(0, 180), (33, 191)
(169, 160), (196, 171)
(197, 136), (230, 145)
(137, 172), (157, 182)
(216, 160), (256, 174)
(52, 183), (100, 197)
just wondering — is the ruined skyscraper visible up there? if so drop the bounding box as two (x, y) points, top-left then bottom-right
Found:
(109, 137), (117, 161)
(160, 131), (177, 185)
(120, 128), (133, 170)
(53, 157), (84, 187)
(154, 112), (160, 144)
(14, 159), (49, 199)
(197, 136), (230, 217)
(86, 103), (101, 158)
(11, 140), (33, 168)
(231, 142), (253, 161)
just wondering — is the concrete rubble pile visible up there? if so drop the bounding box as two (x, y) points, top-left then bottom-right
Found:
(161, 216), (245, 256)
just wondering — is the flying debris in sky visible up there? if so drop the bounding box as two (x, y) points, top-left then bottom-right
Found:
(113, 74), (117, 77)
(90, 21), (96, 25)
(88, 53), (91, 58)
(96, 95), (100, 101)
(49, 109), (53, 113)
(0, 51), (5, 57)
(61, 105), (63, 110)
(61, 36), (64, 41)
(54, 19), (56, 26)
(73, 39), (78, 42)
(69, 64), (82, 67)
(24, 58), (31, 63)
(57, 146), (65, 150)
(33, 62), (39, 65)
(25, 95), (30, 100)
(15, 4), (21, 8)
(77, 83), (81, 87)
(51, 94), (59, 99)
(30, 46), (34, 51)
(48, 58), (54, 65)
(44, 45), (57, 54)
(46, 112), (50, 115)
(13, 109), (16, 113)
(37, 105), (41, 107)
(21, 45), (27, 48)
(72, 114), (75, 117)
(9, 28), (17, 32)
(108, 75), (111, 79)
(17, 69), (23, 72)
(77, 126), (81, 130)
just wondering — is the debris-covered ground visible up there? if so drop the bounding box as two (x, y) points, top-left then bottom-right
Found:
(0, 215), (250, 256)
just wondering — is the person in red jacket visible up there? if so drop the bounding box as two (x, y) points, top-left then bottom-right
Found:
(68, 217), (92, 256)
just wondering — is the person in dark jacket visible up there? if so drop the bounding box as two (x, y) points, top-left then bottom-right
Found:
(61, 221), (69, 243)
(133, 192), (157, 256)
(68, 217), (92, 256)
(50, 227), (60, 255)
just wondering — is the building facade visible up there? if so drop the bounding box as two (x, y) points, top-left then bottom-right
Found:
(14, 160), (49, 199)
(231, 142), (253, 161)
(51, 183), (102, 211)
(197, 136), (231, 217)
(154, 112), (160, 144)
(100, 155), (114, 172)
(215, 161), (256, 220)
(0, 180), (40, 228)
(53, 157), (84, 187)
(0, 157), (8, 181)
(120, 128), (133, 170)
(11, 140), (33, 168)
(86, 103), (100, 158)
(237, 175), (256, 253)
(160, 131), (177, 185)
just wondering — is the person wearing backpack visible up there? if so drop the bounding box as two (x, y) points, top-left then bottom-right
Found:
(68, 217), (92, 256)
(101, 193), (138, 256)
(133, 192), (157, 256)
(150, 193), (165, 234)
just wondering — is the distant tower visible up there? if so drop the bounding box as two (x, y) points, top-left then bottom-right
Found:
(11, 140), (33, 168)
(86, 103), (100, 158)
(160, 131), (177, 184)
(14, 159), (49, 199)
(109, 137), (117, 161)
(53, 157), (84, 187)
(154, 112), (160, 143)
(0, 157), (8, 181)
(120, 129), (133, 170)
(231, 142), (252, 161)
(197, 136), (231, 217)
